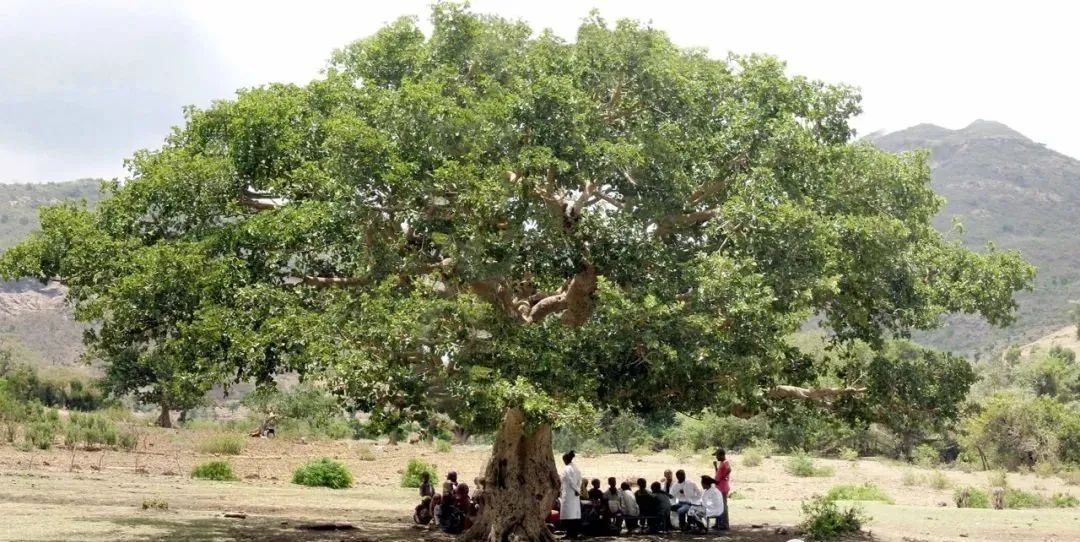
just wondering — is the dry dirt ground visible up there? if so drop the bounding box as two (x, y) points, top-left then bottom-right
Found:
(0, 428), (1078, 542)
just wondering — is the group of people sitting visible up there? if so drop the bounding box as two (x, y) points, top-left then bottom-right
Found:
(410, 448), (732, 538)
(554, 448), (731, 538)
(413, 470), (481, 534)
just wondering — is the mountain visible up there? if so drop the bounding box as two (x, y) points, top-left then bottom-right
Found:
(0, 180), (101, 369)
(871, 120), (1080, 358)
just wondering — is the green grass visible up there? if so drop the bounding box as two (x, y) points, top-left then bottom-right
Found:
(356, 443), (376, 461)
(927, 470), (952, 490)
(824, 482), (894, 503)
(191, 461), (239, 481)
(1004, 488), (1047, 508)
(1052, 492), (1079, 508)
(197, 433), (245, 455)
(433, 439), (452, 453)
(291, 457), (353, 489)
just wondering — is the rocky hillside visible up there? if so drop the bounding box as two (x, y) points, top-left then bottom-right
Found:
(871, 120), (1080, 358)
(0, 180), (101, 368)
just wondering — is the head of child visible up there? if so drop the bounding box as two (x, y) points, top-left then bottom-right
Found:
(620, 482), (631, 491)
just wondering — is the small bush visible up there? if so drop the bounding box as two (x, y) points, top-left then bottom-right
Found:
(118, 430), (139, 452)
(1034, 461), (1059, 478)
(799, 495), (869, 540)
(141, 498), (169, 510)
(198, 433), (245, 455)
(1004, 488), (1046, 509)
(434, 439), (452, 454)
(913, 443), (939, 467)
(901, 470), (923, 487)
(742, 448), (763, 467)
(786, 451), (833, 477)
(928, 470), (952, 490)
(292, 457), (353, 489)
(25, 421), (56, 450)
(356, 443), (376, 461)
(1052, 492), (1079, 508)
(955, 487), (990, 508)
(988, 469), (1008, 488)
(1062, 469), (1080, 486)
(401, 458), (439, 488)
(838, 447), (859, 462)
(824, 483), (893, 503)
(191, 461), (239, 481)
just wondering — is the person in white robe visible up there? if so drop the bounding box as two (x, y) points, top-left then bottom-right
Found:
(559, 451), (583, 538)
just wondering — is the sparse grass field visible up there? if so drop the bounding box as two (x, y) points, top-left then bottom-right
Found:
(0, 426), (1078, 542)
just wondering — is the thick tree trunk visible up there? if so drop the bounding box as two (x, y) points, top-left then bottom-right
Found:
(157, 402), (172, 428)
(461, 408), (559, 542)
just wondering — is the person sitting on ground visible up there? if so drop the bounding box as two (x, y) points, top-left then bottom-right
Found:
(650, 481), (673, 532)
(455, 483), (477, 530)
(619, 481), (640, 532)
(671, 469), (702, 531)
(634, 478), (659, 533)
(414, 496), (434, 525)
(429, 493), (443, 530)
(473, 477), (487, 517)
(419, 472), (435, 499)
(700, 476), (725, 531)
(439, 481), (464, 533)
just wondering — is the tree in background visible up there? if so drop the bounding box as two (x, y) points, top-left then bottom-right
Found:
(0, 5), (1034, 540)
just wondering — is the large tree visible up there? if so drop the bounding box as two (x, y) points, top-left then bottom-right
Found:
(0, 5), (1033, 541)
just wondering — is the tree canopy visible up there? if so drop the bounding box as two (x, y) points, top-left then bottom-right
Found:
(0, 4), (1034, 432)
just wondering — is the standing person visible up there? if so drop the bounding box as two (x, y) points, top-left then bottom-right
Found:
(713, 448), (731, 530)
(670, 469), (702, 531)
(560, 451), (583, 539)
(419, 472), (435, 498)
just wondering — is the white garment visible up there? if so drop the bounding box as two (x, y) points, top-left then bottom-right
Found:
(560, 463), (582, 520)
(671, 480), (702, 503)
(605, 489), (622, 513)
(619, 489), (640, 516)
(702, 486), (725, 517)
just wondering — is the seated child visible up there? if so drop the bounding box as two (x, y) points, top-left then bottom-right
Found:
(414, 496), (434, 525)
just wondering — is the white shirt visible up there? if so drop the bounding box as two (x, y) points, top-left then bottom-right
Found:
(619, 489), (639, 516)
(702, 486), (725, 517)
(671, 480), (702, 503)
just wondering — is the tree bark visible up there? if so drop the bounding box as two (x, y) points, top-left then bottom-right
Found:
(461, 408), (559, 542)
(157, 402), (172, 428)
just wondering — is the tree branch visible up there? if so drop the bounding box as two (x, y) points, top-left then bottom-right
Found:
(767, 385), (867, 401)
(301, 276), (365, 287)
(239, 187), (288, 210)
(656, 208), (722, 236)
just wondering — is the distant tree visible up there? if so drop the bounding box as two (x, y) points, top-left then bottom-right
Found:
(0, 6), (1035, 539)
(1070, 301), (1080, 339)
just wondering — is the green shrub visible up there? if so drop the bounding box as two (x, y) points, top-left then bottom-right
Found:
(118, 430), (139, 452)
(434, 439), (452, 454)
(824, 483), (893, 503)
(356, 443), (376, 461)
(64, 424), (80, 448)
(198, 433), (245, 455)
(913, 444), (939, 467)
(25, 421), (56, 450)
(786, 451), (833, 477)
(838, 447), (859, 462)
(927, 470), (952, 490)
(665, 412), (768, 452)
(577, 439), (607, 458)
(799, 495), (869, 540)
(1034, 460), (1059, 478)
(1004, 488), (1046, 508)
(292, 457), (353, 489)
(401, 458), (439, 488)
(191, 461), (239, 481)
(742, 448), (763, 467)
(597, 410), (647, 453)
(1052, 492), (1079, 508)
(955, 487), (990, 508)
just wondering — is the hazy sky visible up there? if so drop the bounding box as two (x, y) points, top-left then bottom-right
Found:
(2, 0), (1077, 182)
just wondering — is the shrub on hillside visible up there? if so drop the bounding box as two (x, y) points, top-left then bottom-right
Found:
(913, 443), (939, 467)
(1004, 488), (1046, 508)
(824, 483), (893, 503)
(401, 458), (439, 488)
(1052, 492), (1079, 508)
(25, 420), (56, 450)
(292, 457), (353, 489)
(598, 410), (647, 453)
(191, 461), (238, 481)
(786, 451), (833, 477)
(434, 439), (452, 453)
(665, 412), (767, 452)
(927, 470), (951, 490)
(799, 495), (869, 540)
(838, 447), (859, 462)
(197, 433), (245, 455)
